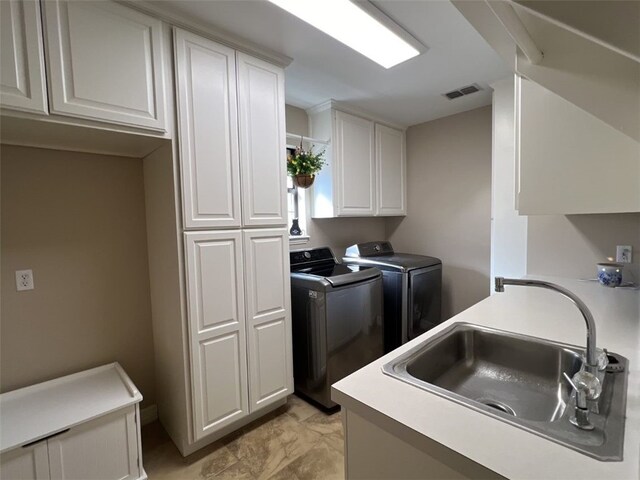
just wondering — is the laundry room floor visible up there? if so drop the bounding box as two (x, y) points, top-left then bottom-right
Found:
(142, 395), (344, 480)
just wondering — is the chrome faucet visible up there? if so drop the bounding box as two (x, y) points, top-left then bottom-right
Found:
(494, 277), (599, 372)
(495, 277), (603, 430)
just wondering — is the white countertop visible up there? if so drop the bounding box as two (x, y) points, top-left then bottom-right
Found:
(332, 276), (640, 479)
(0, 363), (142, 453)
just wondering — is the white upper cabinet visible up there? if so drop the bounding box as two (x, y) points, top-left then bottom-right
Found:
(517, 76), (640, 214)
(42, 0), (166, 131)
(243, 229), (293, 410)
(237, 53), (287, 227)
(335, 111), (376, 216)
(309, 102), (406, 218)
(376, 124), (406, 216)
(184, 231), (249, 440)
(0, 0), (47, 114)
(175, 29), (241, 229)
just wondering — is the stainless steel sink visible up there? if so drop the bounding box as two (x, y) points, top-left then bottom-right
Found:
(382, 323), (628, 461)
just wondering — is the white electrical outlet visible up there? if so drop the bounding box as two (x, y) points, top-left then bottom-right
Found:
(15, 269), (34, 291)
(616, 245), (632, 263)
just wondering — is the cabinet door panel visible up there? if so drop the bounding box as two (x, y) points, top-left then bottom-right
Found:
(175, 29), (241, 229)
(237, 53), (287, 227)
(199, 333), (246, 430)
(48, 407), (139, 480)
(251, 317), (289, 404)
(376, 124), (406, 216)
(0, 0), (47, 114)
(335, 111), (375, 216)
(184, 231), (249, 439)
(43, 0), (165, 131)
(0, 442), (50, 480)
(243, 229), (293, 409)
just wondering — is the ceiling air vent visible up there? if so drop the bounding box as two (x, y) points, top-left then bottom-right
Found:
(443, 84), (481, 100)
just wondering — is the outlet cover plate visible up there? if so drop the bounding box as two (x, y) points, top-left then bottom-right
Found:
(15, 269), (34, 291)
(616, 245), (632, 263)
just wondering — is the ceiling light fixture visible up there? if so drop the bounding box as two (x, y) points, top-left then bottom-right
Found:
(267, 0), (423, 68)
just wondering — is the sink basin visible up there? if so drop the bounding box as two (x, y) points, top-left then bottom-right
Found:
(383, 323), (628, 461)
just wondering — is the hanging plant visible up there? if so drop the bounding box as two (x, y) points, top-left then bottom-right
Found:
(287, 139), (326, 189)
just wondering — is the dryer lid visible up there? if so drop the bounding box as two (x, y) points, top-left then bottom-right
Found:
(344, 242), (441, 272)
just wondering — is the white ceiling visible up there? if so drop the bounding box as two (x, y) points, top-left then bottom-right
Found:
(150, 0), (511, 127)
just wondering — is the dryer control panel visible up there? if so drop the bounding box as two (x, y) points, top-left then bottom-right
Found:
(345, 241), (394, 258)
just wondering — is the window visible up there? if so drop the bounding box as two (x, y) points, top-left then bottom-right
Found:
(287, 175), (299, 225)
(286, 146), (308, 241)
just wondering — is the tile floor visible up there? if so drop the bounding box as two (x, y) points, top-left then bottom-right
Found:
(142, 395), (344, 479)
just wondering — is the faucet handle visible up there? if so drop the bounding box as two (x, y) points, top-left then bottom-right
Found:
(572, 370), (601, 401)
(596, 348), (609, 371)
(563, 372), (596, 431)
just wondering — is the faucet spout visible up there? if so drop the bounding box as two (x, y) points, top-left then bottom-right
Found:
(494, 277), (598, 372)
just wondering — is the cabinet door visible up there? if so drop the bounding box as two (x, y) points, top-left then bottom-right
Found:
(517, 77), (640, 214)
(334, 111), (375, 216)
(0, 442), (50, 480)
(375, 124), (406, 216)
(175, 29), (241, 229)
(0, 0), (47, 114)
(42, 0), (166, 131)
(237, 53), (287, 227)
(184, 231), (249, 440)
(243, 229), (293, 410)
(48, 407), (139, 480)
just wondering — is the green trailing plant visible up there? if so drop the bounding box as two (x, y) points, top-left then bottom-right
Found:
(287, 141), (326, 177)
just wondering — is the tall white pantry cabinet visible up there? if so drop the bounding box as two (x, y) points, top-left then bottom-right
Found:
(170, 28), (293, 451)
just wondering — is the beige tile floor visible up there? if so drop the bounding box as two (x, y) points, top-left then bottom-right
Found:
(142, 395), (344, 480)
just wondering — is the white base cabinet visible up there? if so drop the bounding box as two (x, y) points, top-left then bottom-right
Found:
(0, 364), (145, 480)
(184, 231), (249, 440)
(0, 443), (50, 480)
(243, 229), (293, 410)
(308, 102), (406, 218)
(47, 408), (141, 480)
(184, 229), (292, 441)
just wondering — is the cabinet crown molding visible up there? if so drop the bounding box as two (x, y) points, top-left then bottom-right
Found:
(306, 99), (407, 131)
(118, 0), (292, 68)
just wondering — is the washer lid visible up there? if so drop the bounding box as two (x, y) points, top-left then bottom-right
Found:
(290, 264), (381, 290)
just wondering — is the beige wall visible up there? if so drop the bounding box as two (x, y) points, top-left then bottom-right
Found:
(527, 213), (640, 282)
(386, 106), (493, 319)
(1, 145), (155, 406)
(285, 104), (387, 256)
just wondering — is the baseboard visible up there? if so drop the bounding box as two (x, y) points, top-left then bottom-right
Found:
(140, 404), (158, 426)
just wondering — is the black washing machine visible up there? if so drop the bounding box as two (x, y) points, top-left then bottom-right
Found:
(290, 247), (384, 409)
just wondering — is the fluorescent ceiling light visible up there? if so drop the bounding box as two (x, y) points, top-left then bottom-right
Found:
(267, 0), (422, 68)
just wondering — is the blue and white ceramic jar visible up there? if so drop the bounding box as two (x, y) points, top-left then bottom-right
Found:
(597, 263), (623, 287)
